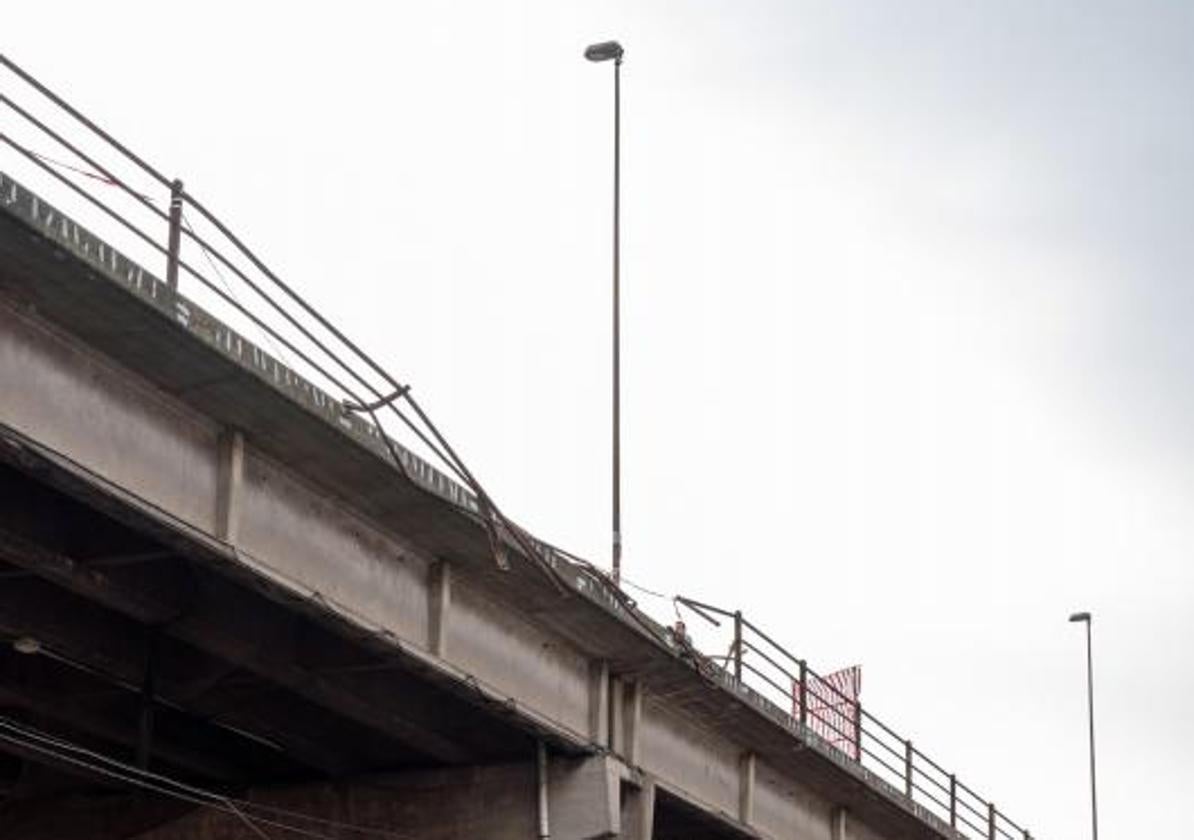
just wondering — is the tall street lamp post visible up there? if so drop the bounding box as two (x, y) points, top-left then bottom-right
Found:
(1068, 611), (1099, 840)
(584, 40), (625, 587)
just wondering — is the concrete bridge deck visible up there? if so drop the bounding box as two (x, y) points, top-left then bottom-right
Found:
(0, 170), (982, 840)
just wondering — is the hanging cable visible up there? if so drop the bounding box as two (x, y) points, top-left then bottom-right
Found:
(181, 210), (292, 368)
(0, 715), (413, 839)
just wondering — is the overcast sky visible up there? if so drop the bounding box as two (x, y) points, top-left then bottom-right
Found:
(5, 2), (1194, 838)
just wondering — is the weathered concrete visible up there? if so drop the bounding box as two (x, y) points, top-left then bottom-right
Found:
(133, 756), (645, 840)
(0, 171), (973, 840)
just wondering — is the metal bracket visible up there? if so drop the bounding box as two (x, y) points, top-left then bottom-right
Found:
(340, 385), (411, 415)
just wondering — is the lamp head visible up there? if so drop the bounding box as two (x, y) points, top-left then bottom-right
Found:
(584, 41), (624, 63)
(1068, 611), (1091, 623)
(12, 636), (41, 655)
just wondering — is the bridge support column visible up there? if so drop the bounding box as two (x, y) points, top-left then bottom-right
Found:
(619, 779), (655, 840)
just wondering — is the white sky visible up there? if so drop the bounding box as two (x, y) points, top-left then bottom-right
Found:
(5, 2), (1193, 838)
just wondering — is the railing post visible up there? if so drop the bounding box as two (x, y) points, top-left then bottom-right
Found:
(904, 740), (913, 798)
(165, 178), (183, 290)
(949, 774), (957, 829)
(733, 610), (743, 684)
(798, 659), (808, 728)
(987, 802), (996, 840)
(852, 700), (861, 761)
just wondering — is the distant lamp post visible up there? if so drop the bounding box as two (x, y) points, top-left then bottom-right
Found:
(584, 39), (625, 587)
(1068, 611), (1099, 840)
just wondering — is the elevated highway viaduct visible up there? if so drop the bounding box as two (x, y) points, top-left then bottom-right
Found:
(0, 171), (982, 840)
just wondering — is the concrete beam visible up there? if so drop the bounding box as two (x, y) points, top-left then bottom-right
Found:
(0, 790), (191, 840)
(589, 660), (610, 747)
(623, 680), (643, 765)
(0, 576), (362, 777)
(621, 779), (656, 840)
(137, 756), (629, 840)
(738, 752), (756, 827)
(0, 177), (973, 840)
(0, 485), (485, 765)
(0, 653), (243, 782)
(609, 677), (625, 757)
(832, 807), (849, 840)
(0, 522), (183, 626)
(214, 429), (244, 543)
(428, 559), (450, 658)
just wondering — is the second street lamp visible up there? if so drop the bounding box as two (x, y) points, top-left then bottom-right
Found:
(584, 39), (625, 587)
(1069, 611), (1099, 840)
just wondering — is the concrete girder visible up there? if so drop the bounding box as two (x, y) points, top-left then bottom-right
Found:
(0, 173), (969, 840)
(0, 790), (191, 840)
(0, 651), (246, 783)
(134, 755), (650, 840)
(0, 574), (365, 779)
(0, 491), (532, 768)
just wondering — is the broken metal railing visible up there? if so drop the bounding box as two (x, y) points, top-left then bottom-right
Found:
(675, 597), (1034, 840)
(1, 51), (1036, 840)
(0, 52), (585, 599)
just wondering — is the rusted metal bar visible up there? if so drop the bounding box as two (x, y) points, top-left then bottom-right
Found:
(904, 740), (914, 798)
(733, 610), (743, 683)
(852, 700), (862, 762)
(165, 179), (183, 289)
(798, 659), (808, 728)
(949, 774), (958, 828)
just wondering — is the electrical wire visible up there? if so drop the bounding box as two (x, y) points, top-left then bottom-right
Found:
(2, 54), (1030, 839)
(181, 210), (292, 368)
(0, 715), (413, 839)
(0, 91), (159, 204)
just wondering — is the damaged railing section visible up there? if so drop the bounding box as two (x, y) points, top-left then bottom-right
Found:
(0, 51), (1036, 840)
(672, 597), (1035, 840)
(0, 51), (581, 596)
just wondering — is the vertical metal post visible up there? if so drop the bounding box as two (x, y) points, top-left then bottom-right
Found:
(1070, 611), (1100, 840)
(165, 178), (184, 290)
(904, 740), (913, 798)
(1083, 619), (1099, 840)
(732, 610), (743, 683)
(852, 701), (862, 762)
(610, 55), (622, 588)
(949, 775), (957, 829)
(798, 659), (808, 728)
(987, 802), (996, 840)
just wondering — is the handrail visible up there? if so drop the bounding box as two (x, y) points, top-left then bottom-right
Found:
(676, 596), (1035, 840)
(0, 50), (581, 598)
(1, 50), (1037, 840)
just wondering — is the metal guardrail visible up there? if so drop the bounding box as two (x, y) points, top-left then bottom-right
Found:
(0, 52), (585, 600)
(0, 52), (1036, 840)
(673, 596), (1034, 840)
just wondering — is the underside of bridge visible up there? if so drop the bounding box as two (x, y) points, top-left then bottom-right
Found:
(0, 457), (553, 839)
(0, 164), (978, 840)
(0, 442), (698, 840)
